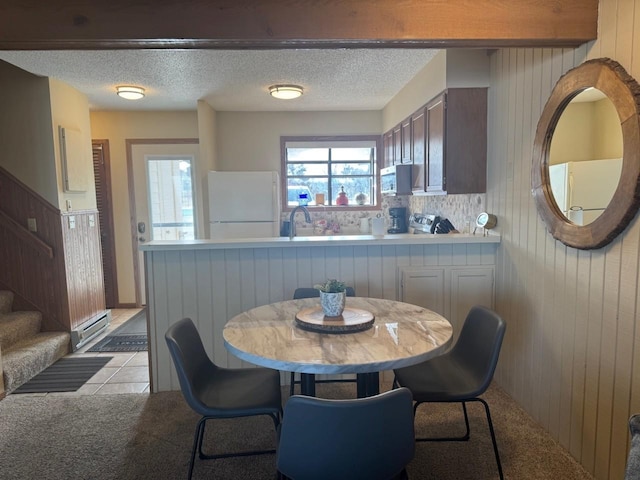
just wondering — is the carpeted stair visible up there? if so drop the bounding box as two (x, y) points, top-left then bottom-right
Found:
(0, 291), (70, 394)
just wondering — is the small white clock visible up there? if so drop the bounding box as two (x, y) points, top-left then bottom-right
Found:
(475, 212), (497, 234)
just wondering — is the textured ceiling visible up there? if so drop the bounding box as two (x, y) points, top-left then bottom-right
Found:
(0, 49), (439, 112)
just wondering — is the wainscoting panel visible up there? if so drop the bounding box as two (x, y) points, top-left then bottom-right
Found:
(145, 242), (498, 393)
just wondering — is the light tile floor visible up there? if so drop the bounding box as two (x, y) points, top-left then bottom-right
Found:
(16, 308), (150, 397)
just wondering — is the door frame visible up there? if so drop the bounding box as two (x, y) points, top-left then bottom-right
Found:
(126, 138), (199, 307)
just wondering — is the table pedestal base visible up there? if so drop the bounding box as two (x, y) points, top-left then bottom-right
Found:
(298, 372), (380, 398)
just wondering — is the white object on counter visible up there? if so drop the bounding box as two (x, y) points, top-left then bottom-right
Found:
(360, 218), (370, 234)
(371, 217), (385, 235)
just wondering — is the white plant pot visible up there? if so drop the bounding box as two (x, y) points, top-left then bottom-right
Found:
(320, 291), (346, 317)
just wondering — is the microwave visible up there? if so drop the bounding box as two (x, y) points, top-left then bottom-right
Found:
(380, 165), (413, 196)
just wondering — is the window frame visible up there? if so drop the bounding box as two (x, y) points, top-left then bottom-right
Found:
(280, 135), (382, 212)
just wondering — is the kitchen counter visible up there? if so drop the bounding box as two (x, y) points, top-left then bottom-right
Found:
(139, 232), (500, 251)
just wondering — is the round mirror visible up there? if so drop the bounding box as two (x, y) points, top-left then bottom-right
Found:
(548, 88), (623, 226)
(532, 58), (640, 249)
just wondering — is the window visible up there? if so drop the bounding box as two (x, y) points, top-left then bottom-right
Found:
(281, 135), (380, 209)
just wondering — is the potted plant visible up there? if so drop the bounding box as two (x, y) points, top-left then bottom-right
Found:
(314, 279), (347, 317)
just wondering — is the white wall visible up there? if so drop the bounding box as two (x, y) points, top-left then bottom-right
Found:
(0, 60), (57, 205)
(49, 78), (96, 211)
(89, 111), (199, 305)
(215, 110), (381, 171)
(486, 0), (640, 478)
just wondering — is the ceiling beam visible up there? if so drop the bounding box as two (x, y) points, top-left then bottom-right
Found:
(0, 0), (598, 50)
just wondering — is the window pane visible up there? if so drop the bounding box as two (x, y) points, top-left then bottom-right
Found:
(288, 148), (329, 162)
(288, 163), (329, 176)
(287, 179), (329, 206)
(331, 148), (372, 160)
(330, 162), (373, 175)
(147, 158), (195, 240)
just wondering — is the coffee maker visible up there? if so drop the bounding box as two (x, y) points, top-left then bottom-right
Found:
(388, 207), (408, 234)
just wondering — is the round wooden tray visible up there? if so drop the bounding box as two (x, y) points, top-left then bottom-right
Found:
(295, 307), (375, 334)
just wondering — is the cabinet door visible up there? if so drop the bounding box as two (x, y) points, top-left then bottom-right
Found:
(393, 125), (402, 165)
(382, 131), (394, 168)
(426, 94), (445, 193)
(399, 267), (445, 316)
(400, 117), (412, 163)
(411, 108), (426, 192)
(449, 266), (494, 340)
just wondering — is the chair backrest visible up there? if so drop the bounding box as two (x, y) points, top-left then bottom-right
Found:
(292, 286), (356, 299)
(626, 414), (640, 479)
(165, 317), (216, 414)
(449, 305), (506, 396)
(277, 387), (415, 480)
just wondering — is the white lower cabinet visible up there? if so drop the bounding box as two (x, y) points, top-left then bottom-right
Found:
(399, 265), (495, 341)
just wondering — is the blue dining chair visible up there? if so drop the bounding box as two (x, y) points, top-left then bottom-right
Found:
(277, 387), (415, 480)
(393, 305), (506, 480)
(165, 317), (282, 480)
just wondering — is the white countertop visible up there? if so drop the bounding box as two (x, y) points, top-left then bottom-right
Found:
(139, 232), (500, 251)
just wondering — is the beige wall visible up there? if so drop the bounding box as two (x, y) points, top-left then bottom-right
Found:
(486, 0), (639, 478)
(382, 49), (490, 131)
(215, 111), (382, 171)
(0, 60), (57, 205)
(49, 78), (96, 211)
(89, 111), (199, 305)
(197, 100), (218, 237)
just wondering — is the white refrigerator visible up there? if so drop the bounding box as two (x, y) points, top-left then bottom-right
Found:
(549, 158), (622, 225)
(208, 171), (281, 239)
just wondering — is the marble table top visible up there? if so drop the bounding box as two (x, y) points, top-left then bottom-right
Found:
(223, 297), (453, 375)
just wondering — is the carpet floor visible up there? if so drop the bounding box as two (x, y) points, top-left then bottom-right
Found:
(0, 382), (595, 480)
(11, 357), (113, 394)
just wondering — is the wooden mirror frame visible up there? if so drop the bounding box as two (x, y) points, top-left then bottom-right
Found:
(532, 58), (640, 250)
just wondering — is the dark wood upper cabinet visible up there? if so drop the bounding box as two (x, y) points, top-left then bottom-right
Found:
(381, 87), (487, 195)
(382, 130), (394, 168)
(400, 117), (412, 163)
(392, 125), (402, 165)
(411, 108), (426, 192)
(426, 88), (487, 195)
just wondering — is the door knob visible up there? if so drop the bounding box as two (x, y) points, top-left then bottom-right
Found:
(138, 236), (146, 242)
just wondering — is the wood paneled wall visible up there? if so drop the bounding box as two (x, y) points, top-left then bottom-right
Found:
(0, 167), (106, 332)
(487, 0), (640, 478)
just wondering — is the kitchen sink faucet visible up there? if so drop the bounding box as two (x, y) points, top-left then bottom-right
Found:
(289, 206), (312, 240)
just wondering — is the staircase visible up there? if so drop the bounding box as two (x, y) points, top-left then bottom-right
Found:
(0, 290), (70, 394)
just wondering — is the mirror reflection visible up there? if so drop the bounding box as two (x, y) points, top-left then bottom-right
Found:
(548, 88), (623, 225)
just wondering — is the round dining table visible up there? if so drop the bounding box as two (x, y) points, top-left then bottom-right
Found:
(223, 297), (453, 397)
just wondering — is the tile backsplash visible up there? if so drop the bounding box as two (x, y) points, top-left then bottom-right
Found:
(409, 193), (486, 233)
(282, 193), (485, 235)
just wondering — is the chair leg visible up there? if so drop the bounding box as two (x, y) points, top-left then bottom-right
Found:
(289, 372), (296, 396)
(188, 417), (207, 480)
(477, 398), (504, 480)
(196, 414), (279, 461)
(414, 401), (470, 442)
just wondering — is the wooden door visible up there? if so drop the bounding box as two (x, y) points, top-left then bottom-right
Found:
(92, 140), (118, 308)
(392, 125), (402, 165)
(426, 93), (445, 193)
(400, 117), (412, 163)
(382, 131), (394, 168)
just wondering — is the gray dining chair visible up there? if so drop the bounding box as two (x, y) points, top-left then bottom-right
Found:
(290, 286), (357, 395)
(277, 387), (415, 480)
(626, 414), (640, 479)
(165, 317), (282, 480)
(393, 305), (506, 480)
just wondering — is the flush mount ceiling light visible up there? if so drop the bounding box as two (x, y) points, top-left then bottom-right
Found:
(116, 85), (145, 100)
(269, 84), (303, 100)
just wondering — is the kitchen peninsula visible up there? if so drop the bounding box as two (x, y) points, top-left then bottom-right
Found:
(141, 232), (499, 392)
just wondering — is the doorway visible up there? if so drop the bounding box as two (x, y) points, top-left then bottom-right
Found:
(92, 140), (118, 308)
(126, 139), (199, 307)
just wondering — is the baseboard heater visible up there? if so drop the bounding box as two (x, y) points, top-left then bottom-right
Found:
(71, 310), (112, 351)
